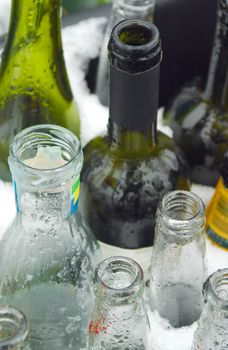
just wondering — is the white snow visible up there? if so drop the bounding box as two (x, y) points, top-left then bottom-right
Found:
(0, 14), (227, 350)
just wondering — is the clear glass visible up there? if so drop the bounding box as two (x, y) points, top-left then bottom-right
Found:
(96, 0), (155, 106)
(149, 190), (207, 327)
(192, 268), (228, 349)
(0, 125), (100, 350)
(88, 256), (150, 349)
(0, 306), (29, 350)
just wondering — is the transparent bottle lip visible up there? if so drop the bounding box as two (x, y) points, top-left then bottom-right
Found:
(158, 190), (205, 231)
(0, 306), (28, 347)
(96, 256), (144, 299)
(8, 124), (83, 187)
(115, 0), (155, 9)
(206, 269), (228, 310)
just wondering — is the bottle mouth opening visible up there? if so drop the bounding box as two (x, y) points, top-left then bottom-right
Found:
(208, 269), (228, 308)
(96, 256), (143, 298)
(118, 22), (153, 46)
(160, 190), (205, 223)
(114, 20), (160, 52)
(108, 20), (162, 73)
(0, 306), (28, 347)
(9, 124), (83, 174)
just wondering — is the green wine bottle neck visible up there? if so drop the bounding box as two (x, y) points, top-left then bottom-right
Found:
(108, 120), (157, 156)
(6, 0), (61, 53)
(204, 0), (228, 108)
(0, 0), (72, 100)
(108, 20), (162, 155)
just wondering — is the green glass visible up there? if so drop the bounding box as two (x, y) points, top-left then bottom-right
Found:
(164, 0), (228, 186)
(81, 20), (190, 253)
(0, 0), (80, 181)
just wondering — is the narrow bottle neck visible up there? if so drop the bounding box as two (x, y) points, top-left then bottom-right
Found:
(158, 191), (205, 242)
(204, 6), (228, 108)
(6, 0), (62, 54)
(109, 62), (160, 155)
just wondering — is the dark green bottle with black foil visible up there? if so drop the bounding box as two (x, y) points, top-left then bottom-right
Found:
(165, 0), (228, 186)
(81, 20), (190, 271)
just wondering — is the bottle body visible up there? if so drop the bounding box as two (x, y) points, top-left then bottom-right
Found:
(82, 130), (189, 249)
(81, 19), (190, 273)
(164, 0), (228, 186)
(88, 256), (150, 349)
(0, 0), (80, 181)
(192, 268), (228, 350)
(149, 191), (207, 327)
(96, 0), (155, 106)
(0, 125), (99, 350)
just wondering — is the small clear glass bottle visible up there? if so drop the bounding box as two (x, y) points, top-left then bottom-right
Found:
(0, 124), (99, 350)
(96, 0), (155, 106)
(88, 256), (150, 349)
(0, 306), (29, 349)
(192, 268), (228, 350)
(149, 190), (207, 327)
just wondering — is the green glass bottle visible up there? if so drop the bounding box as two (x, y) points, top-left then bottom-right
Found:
(0, 0), (80, 181)
(164, 0), (228, 186)
(81, 20), (190, 273)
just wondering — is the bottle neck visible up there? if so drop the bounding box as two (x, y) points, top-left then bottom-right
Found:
(112, 0), (155, 22)
(109, 62), (160, 155)
(204, 4), (228, 108)
(90, 257), (146, 338)
(9, 0), (61, 48)
(158, 191), (205, 242)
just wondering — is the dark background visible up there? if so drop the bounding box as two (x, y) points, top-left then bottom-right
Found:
(63, 0), (218, 107)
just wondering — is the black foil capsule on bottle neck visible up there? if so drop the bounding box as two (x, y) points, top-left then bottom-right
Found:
(108, 20), (162, 133)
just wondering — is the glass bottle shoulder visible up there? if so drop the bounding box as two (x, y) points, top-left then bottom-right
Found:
(82, 132), (190, 192)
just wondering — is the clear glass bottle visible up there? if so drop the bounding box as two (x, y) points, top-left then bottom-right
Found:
(192, 268), (228, 350)
(88, 256), (150, 349)
(206, 151), (228, 249)
(149, 190), (207, 327)
(0, 0), (80, 181)
(81, 19), (190, 276)
(164, 0), (228, 186)
(0, 124), (99, 350)
(0, 306), (29, 349)
(96, 0), (155, 106)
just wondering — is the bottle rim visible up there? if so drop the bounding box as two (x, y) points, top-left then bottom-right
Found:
(0, 305), (28, 347)
(108, 19), (162, 73)
(8, 124), (83, 187)
(205, 268), (228, 310)
(114, 0), (155, 10)
(96, 256), (144, 299)
(157, 190), (205, 237)
(111, 19), (160, 55)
